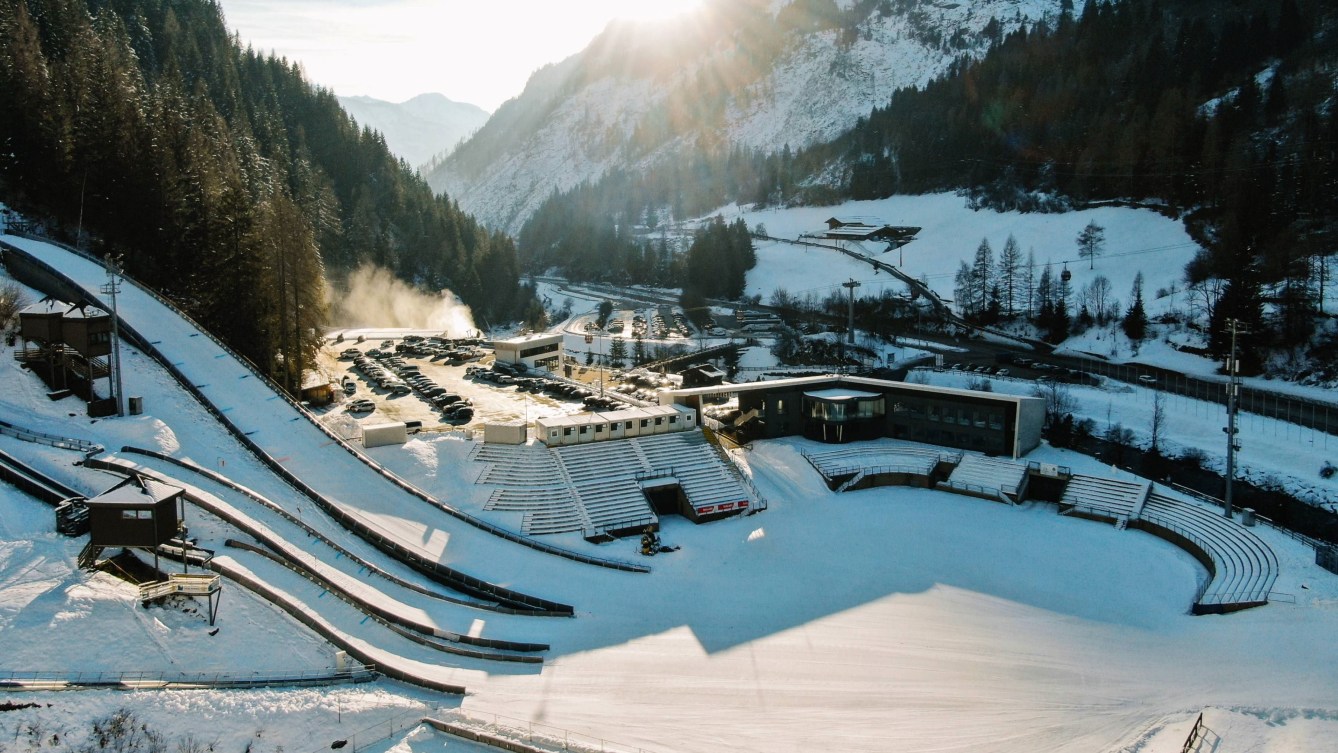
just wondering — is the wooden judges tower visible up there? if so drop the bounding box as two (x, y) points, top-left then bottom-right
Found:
(80, 474), (222, 625)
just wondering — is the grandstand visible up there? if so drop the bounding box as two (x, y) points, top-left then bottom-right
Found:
(471, 431), (755, 540)
(1060, 474), (1153, 527)
(796, 442), (1279, 614)
(803, 443), (960, 492)
(1138, 493), (1279, 613)
(943, 455), (1031, 503)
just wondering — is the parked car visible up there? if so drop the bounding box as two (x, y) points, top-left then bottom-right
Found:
(1137, 374), (1157, 385)
(346, 398), (375, 413)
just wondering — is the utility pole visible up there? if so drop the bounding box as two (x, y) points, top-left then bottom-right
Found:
(843, 278), (861, 345)
(101, 255), (126, 417)
(1223, 318), (1245, 520)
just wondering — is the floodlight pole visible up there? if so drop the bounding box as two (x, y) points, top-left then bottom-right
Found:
(101, 255), (126, 417)
(843, 278), (861, 345)
(1223, 318), (1244, 520)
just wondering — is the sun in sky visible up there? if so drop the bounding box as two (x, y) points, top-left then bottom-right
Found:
(217, 0), (707, 112)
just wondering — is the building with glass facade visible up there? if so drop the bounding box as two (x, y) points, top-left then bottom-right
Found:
(662, 375), (1046, 458)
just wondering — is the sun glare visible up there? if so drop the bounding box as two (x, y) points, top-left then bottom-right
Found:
(613, 0), (705, 24)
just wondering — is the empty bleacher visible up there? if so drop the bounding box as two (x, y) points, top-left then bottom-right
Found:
(1138, 494), (1278, 612)
(636, 432), (752, 512)
(803, 443), (959, 488)
(554, 440), (658, 536)
(944, 455), (1030, 501)
(473, 443), (588, 536)
(1059, 474), (1152, 525)
(470, 431), (755, 538)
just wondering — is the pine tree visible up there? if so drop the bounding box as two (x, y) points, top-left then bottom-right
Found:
(971, 238), (994, 321)
(609, 337), (627, 368)
(997, 234), (1023, 316)
(1122, 271), (1148, 342)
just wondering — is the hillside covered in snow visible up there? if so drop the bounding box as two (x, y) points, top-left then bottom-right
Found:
(426, 0), (1068, 234)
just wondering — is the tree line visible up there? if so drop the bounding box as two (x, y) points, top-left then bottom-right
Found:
(0, 0), (535, 393)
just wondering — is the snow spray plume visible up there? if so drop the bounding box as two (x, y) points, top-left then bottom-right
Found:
(328, 265), (476, 336)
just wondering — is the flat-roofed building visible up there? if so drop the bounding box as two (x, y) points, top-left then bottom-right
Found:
(536, 404), (697, 447)
(662, 375), (1044, 458)
(493, 333), (563, 370)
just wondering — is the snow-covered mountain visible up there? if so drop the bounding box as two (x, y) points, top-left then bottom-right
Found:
(338, 93), (489, 170)
(426, 0), (1074, 234)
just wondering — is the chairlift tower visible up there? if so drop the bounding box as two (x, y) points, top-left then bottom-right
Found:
(1223, 318), (1246, 520)
(100, 255), (126, 417)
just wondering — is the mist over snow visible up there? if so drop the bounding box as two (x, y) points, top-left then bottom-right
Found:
(327, 265), (476, 336)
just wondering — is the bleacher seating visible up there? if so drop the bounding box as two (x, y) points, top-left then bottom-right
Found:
(470, 431), (755, 538)
(803, 443), (958, 484)
(635, 433), (752, 511)
(1140, 494), (1278, 612)
(945, 455), (1029, 499)
(1059, 474), (1151, 523)
(473, 444), (588, 535)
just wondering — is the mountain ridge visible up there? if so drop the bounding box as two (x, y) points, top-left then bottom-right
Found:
(427, 0), (1068, 235)
(337, 92), (489, 170)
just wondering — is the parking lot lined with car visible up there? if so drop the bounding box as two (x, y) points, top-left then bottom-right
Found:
(314, 333), (657, 434)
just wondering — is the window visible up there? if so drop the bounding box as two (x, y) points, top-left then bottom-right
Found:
(928, 405), (940, 422)
(774, 398), (786, 416)
(669, 415), (677, 424)
(625, 422), (633, 430)
(973, 411), (986, 428)
(579, 426), (589, 435)
(641, 419), (650, 428)
(563, 428), (572, 436)
(121, 509), (152, 520)
(988, 414), (1003, 430)
(654, 417), (663, 426)
(595, 424), (604, 433)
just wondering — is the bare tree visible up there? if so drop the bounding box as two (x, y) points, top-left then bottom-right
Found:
(1076, 221), (1106, 270)
(1149, 390), (1166, 454)
(1033, 381), (1076, 425)
(0, 280), (30, 332)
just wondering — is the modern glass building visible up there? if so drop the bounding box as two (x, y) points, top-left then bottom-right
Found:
(662, 375), (1046, 458)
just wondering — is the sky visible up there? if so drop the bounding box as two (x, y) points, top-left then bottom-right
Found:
(216, 0), (705, 112)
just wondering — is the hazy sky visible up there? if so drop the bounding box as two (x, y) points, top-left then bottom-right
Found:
(217, 0), (704, 112)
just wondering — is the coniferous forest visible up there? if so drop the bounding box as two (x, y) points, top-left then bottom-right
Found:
(0, 0), (535, 393)
(518, 0), (1335, 371)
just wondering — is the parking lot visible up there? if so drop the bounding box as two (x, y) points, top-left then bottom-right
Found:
(312, 334), (653, 435)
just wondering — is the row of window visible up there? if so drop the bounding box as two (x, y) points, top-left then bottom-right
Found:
(519, 342), (560, 358)
(120, 509), (154, 520)
(895, 425), (998, 450)
(561, 414), (678, 436)
(917, 405), (1004, 430)
(803, 398), (885, 422)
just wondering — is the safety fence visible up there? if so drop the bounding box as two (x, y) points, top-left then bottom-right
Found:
(0, 666), (376, 691)
(0, 417), (103, 455)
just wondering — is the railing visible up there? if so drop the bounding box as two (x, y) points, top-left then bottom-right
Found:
(1024, 459), (1072, 478)
(1180, 712), (1205, 753)
(0, 666), (376, 690)
(712, 443), (768, 512)
(431, 708), (666, 753)
(139, 573), (220, 601)
(634, 467), (677, 482)
(0, 418), (103, 454)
